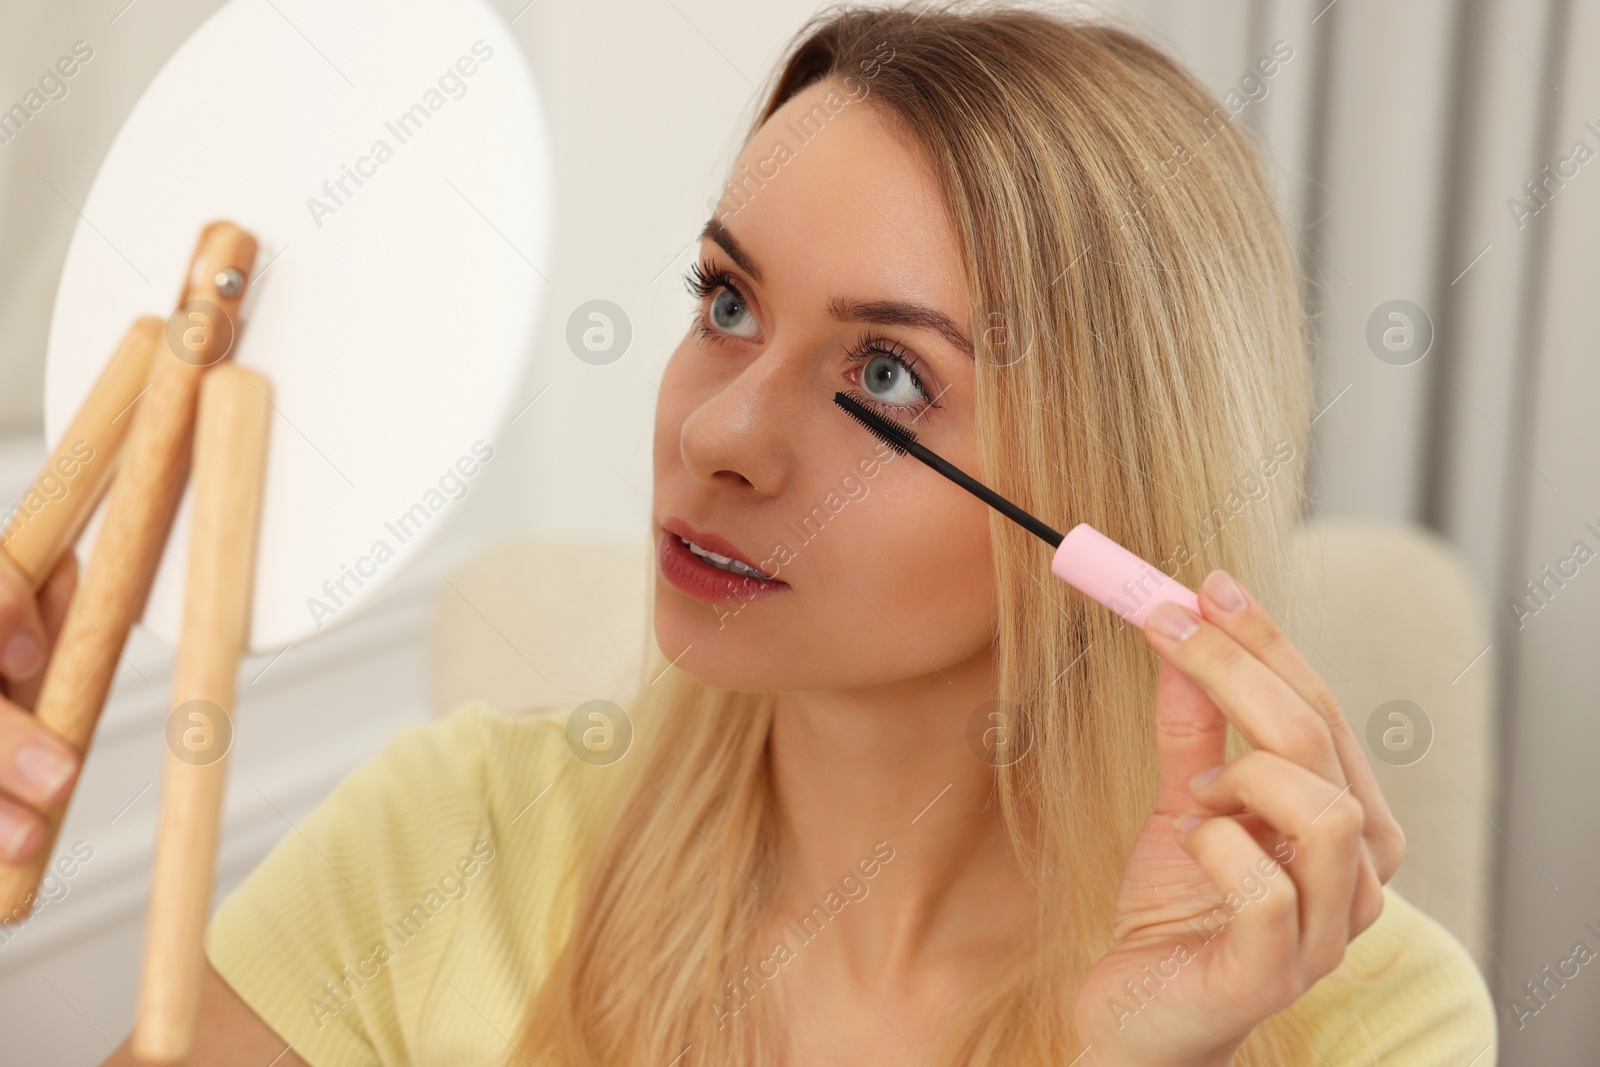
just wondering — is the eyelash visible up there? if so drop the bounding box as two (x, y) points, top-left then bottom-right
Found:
(683, 258), (738, 304)
(682, 258), (942, 418)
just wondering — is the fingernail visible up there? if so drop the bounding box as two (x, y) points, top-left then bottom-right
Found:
(1174, 814), (1203, 832)
(0, 811), (35, 861)
(1190, 764), (1222, 789)
(16, 742), (74, 799)
(2, 633), (40, 676)
(1148, 602), (1199, 640)
(1204, 570), (1247, 613)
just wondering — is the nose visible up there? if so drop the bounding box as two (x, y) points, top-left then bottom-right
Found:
(674, 347), (800, 495)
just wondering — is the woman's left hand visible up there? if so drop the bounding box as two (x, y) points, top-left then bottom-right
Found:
(1068, 568), (1407, 1067)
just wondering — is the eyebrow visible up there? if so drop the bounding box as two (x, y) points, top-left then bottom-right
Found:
(699, 216), (975, 360)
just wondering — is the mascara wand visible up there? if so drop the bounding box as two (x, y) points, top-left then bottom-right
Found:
(834, 391), (1200, 630)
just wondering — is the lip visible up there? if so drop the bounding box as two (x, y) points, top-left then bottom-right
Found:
(662, 517), (772, 574)
(658, 516), (790, 603)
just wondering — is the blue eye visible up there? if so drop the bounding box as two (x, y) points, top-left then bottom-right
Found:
(709, 288), (759, 338)
(685, 260), (760, 340)
(858, 351), (923, 406)
(845, 333), (936, 416)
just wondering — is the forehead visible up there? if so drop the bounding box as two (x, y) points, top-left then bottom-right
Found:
(711, 77), (966, 320)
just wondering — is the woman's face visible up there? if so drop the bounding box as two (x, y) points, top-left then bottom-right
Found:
(652, 75), (996, 693)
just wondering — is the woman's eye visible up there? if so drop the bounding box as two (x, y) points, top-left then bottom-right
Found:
(708, 288), (760, 339)
(859, 352), (927, 406)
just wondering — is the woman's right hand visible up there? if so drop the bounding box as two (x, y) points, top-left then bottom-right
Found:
(0, 548), (82, 865)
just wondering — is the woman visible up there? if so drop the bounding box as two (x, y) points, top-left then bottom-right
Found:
(65, 3), (1496, 1064)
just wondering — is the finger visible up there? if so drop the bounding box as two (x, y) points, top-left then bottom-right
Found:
(1349, 844), (1386, 937)
(1144, 600), (1345, 787)
(1190, 750), (1365, 976)
(9, 551), (79, 711)
(1151, 654), (1229, 817)
(0, 698), (80, 810)
(0, 550), (48, 683)
(1227, 809), (1385, 942)
(0, 793), (44, 863)
(1173, 813), (1298, 989)
(1196, 569), (1405, 881)
(38, 549), (78, 638)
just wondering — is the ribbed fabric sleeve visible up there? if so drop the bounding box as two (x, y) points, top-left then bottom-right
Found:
(1288, 883), (1498, 1065)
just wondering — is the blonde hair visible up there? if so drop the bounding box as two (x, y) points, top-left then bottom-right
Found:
(512, 2), (1317, 1062)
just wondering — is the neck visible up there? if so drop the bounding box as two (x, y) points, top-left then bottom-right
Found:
(765, 643), (1032, 987)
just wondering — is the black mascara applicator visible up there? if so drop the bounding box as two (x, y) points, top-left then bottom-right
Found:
(834, 392), (1199, 630)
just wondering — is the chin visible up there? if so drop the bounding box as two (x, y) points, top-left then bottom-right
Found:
(651, 593), (823, 692)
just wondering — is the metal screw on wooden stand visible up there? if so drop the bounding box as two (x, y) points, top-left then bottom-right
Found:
(214, 268), (246, 298)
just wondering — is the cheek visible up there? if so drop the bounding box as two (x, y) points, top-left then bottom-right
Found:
(879, 486), (993, 607)
(802, 460), (995, 650)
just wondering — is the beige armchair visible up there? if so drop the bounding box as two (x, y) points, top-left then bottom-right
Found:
(428, 519), (1497, 967)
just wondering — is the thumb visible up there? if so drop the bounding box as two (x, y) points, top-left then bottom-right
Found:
(1150, 653), (1229, 817)
(0, 546), (49, 682)
(8, 550), (77, 711)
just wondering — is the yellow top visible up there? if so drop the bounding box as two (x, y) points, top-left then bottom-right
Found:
(204, 701), (1499, 1066)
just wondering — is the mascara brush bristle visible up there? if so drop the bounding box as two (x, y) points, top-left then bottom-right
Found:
(833, 392), (915, 454)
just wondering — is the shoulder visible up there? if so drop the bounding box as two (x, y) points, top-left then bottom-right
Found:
(310, 699), (583, 860)
(203, 700), (580, 1066)
(1285, 883), (1498, 1065)
(368, 698), (569, 790)
(287, 699), (577, 868)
